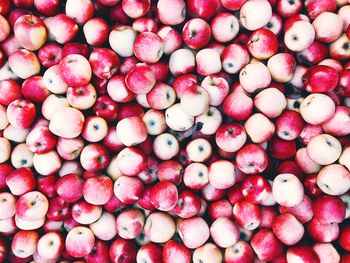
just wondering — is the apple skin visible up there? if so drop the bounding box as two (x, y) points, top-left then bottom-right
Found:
(192, 243), (222, 263)
(279, 195), (314, 223)
(157, 0), (186, 26)
(85, 240), (110, 263)
(182, 18), (211, 50)
(14, 14), (47, 51)
(65, 226), (95, 258)
(36, 231), (64, 260)
(137, 243), (162, 263)
(178, 217), (210, 249)
(6, 167), (36, 196)
(272, 213), (304, 245)
(174, 189), (201, 219)
(339, 225), (350, 252)
(114, 175), (144, 205)
(312, 195), (346, 224)
(305, 0), (336, 20)
(133, 32), (164, 64)
(241, 175), (271, 204)
(122, 0), (151, 19)
(251, 228), (283, 261)
(58, 54), (92, 87)
(286, 245), (320, 263)
(62, 42), (90, 58)
(239, 0), (272, 31)
(83, 175), (113, 205)
(307, 217), (339, 243)
(144, 212), (175, 243)
(125, 64), (156, 94)
(225, 240), (254, 263)
(49, 107), (85, 139)
(157, 26), (182, 55)
(304, 65), (339, 93)
(273, 173), (304, 207)
(235, 144), (268, 175)
(162, 240), (191, 263)
(109, 238), (137, 263)
(210, 217), (240, 248)
(89, 48), (120, 80)
(0, 79), (22, 106)
(21, 76), (50, 104)
(11, 230), (39, 258)
(116, 208), (144, 240)
(233, 200), (261, 230)
(151, 181), (178, 212)
(15, 191), (49, 221)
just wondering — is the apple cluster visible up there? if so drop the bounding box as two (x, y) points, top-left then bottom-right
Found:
(0, 0), (350, 262)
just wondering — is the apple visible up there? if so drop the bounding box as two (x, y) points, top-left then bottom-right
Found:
(156, 0), (186, 25)
(313, 243), (340, 263)
(196, 48), (222, 76)
(239, 0), (272, 31)
(239, 62), (271, 93)
(14, 14), (47, 51)
(10, 143), (33, 169)
(312, 195), (346, 224)
(6, 167), (35, 196)
(116, 208), (145, 239)
(236, 144), (268, 174)
(178, 217), (210, 249)
(144, 212), (175, 243)
(36, 231), (64, 260)
(83, 175), (113, 205)
(114, 175), (144, 204)
(157, 26), (182, 55)
(8, 49), (41, 79)
(247, 28), (278, 59)
(44, 14), (78, 44)
(71, 200), (102, 225)
(16, 191), (49, 221)
(0, 192), (16, 220)
(11, 230), (39, 258)
(233, 200), (261, 230)
(272, 213), (304, 245)
(58, 54), (92, 87)
(210, 217), (240, 248)
(224, 240), (254, 263)
(251, 229), (283, 261)
(65, 226), (95, 258)
(272, 173), (304, 207)
(193, 243), (222, 263)
(284, 20), (315, 51)
(109, 237), (137, 263)
(286, 245), (320, 263)
(136, 243), (162, 263)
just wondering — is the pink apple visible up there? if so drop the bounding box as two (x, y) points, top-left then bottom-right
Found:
(144, 212), (175, 243)
(114, 176), (144, 204)
(109, 238), (137, 263)
(116, 208), (145, 239)
(65, 226), (95, 258)
(251, 229), (283, 261)
(16, 191), (49, 221)
(225, 241), (254, 263)
(11, 230), (39, 258)
(49, 107), (84, 138)
(58, 54), (92, 87)
(44, 14), (78, 44)
(178, 217), (210, 249)
(14, 14), (47, 51)
(8, 49), (41, 79)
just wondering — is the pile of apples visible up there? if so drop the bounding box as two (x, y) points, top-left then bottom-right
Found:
(0, 0), (350, 262)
